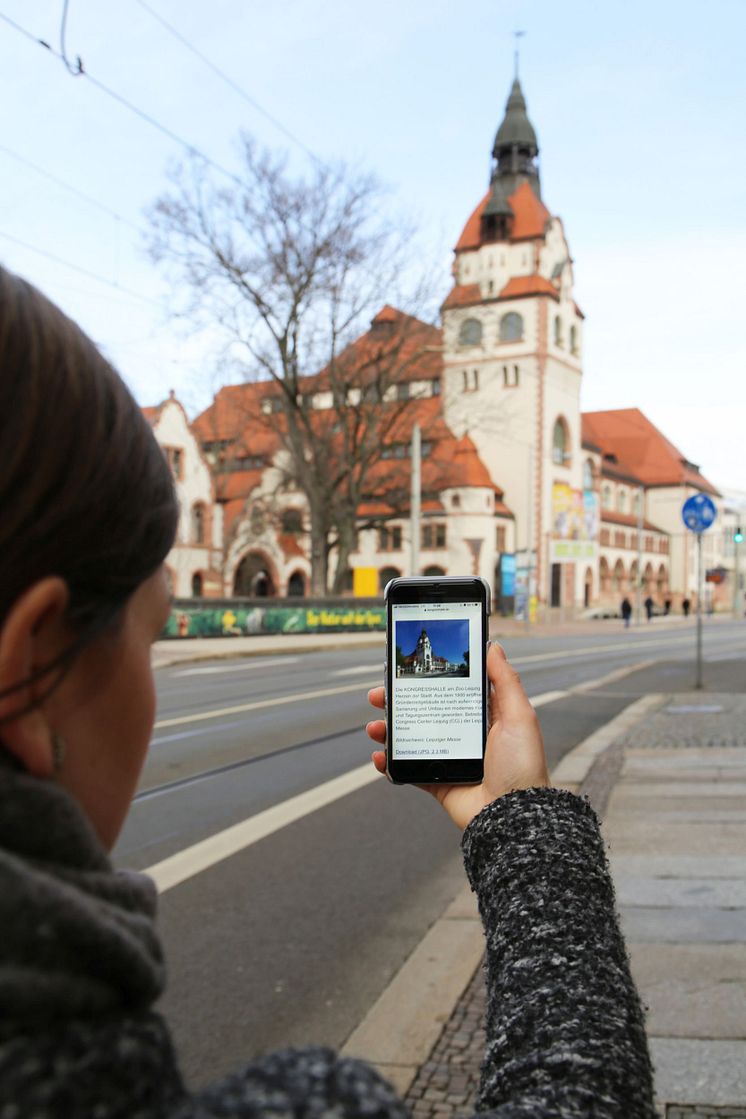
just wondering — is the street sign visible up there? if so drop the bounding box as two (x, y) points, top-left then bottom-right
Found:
(681, 493), (717, 533)
(680, 493), (718, 691)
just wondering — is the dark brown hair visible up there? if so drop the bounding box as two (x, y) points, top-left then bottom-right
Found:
(0, 265), (178, 706)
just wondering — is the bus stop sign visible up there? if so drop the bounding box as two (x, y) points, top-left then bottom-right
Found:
(681, 493), (717, 533)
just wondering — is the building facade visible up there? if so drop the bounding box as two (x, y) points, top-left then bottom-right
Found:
(148, 78), (729, 613)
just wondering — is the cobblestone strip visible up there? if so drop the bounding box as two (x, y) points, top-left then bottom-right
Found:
(666, 1107), (746, 1118)
(404, 959), (486, 1119)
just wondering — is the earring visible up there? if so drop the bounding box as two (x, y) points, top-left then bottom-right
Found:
(52, 732), (66, 773)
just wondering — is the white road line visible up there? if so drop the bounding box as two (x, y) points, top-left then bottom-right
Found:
(509, 635), (692, 666)
(146, 763), (378, 893)
(154, 680), (380, 729)
(173, 657), (300, 677)
(144, 658), (666, 892)
(333, 665), (383, 677)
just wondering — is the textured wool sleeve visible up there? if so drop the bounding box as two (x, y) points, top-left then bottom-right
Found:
(182, 1046), (410, 1119)
(461, 787), (656, 1118)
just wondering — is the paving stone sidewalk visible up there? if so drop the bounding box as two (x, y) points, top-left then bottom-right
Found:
(404, 689), (746, 1119)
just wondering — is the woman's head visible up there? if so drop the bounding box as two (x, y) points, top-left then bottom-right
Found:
(0, 265), (178, 846)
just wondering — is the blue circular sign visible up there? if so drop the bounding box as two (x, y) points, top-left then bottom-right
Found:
(681, 493), (717, 533)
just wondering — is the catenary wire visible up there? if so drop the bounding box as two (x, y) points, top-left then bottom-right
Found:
(132, 0), (322, 164)
(0, 9), (244, 188)
(0, 230), (164, 309)
(0, 143), (143, 234)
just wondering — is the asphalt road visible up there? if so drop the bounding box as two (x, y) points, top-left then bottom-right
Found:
(113, 619), (745, 1089)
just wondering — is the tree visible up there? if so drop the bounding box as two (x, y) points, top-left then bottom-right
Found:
(148, 138), (437, 595)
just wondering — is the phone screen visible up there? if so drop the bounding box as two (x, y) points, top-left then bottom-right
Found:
(390, 598), (485, 762)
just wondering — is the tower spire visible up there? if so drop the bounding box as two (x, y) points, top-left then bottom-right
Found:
(490, 70), (541, 199)
(513, 30), (525, 80)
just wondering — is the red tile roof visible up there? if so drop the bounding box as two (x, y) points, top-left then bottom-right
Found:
(601, 510), (667, 534)
(498, 274), (559, 301)
(582, 409), (719, 495)
(441, 283), (482, 310)
(455, 180), (551, 252)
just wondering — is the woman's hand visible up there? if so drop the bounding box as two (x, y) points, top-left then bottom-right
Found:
(366, 642), (550, 831)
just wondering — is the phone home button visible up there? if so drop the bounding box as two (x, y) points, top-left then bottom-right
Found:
(429, 762), (447, 782)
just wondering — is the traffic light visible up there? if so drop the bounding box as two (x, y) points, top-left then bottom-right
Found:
(735, 527), (744, 544)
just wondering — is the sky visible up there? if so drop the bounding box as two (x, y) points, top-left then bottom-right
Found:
(1, 0), (744, 493)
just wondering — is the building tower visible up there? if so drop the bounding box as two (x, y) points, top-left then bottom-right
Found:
(415, 629), (433, 672)
(441, 75), (586, 609)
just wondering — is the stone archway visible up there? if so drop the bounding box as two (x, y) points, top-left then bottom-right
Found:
(233, 551), (278, 597)
(287, 570), (306, 597)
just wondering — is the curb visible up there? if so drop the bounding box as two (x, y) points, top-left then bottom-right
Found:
(341, 688), (662, 1096)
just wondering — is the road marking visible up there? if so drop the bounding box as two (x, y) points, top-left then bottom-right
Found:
(509, 635), (692, 666)
(173, 657), (300, 677)
(146, 763), (378, 893)
(334, 665), (383, 677)
(154, 680), (379, 729)
(530, 690), (567, 707)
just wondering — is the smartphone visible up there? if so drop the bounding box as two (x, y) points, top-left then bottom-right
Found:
(384, 575), (490, 784)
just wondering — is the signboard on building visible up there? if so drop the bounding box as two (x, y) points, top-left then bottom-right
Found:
(163, 602), (386, 638)
(550, 483), (598, 562)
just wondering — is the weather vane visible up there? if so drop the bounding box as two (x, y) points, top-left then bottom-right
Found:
(513, 30), (525, 78)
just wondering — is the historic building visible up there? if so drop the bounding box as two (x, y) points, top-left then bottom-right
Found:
(148, 76), (727, 613)
(142, 392), (224, 598)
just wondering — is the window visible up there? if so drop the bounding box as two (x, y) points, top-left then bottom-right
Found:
(423, 565), (446, 576)
(452, 494), (461, 508)
(281, 509), (303, 534)
(191, 502), (206, 545)
(553, 316), (563, 347)
(552, 417), (569, 466)
(458, 317), (482, 346)
(602, 484), (612, 509)
(379, 525), (402, 551)
(582, 459), (594, 491)
(496, 524), (506, 552)
(191, 572), (203, 597)
(431, 379), (441, 396)
(600, 528), (610, 546)
(422, 523), (446, 549)
(287, 571), (305, 596)
(615, 531), (626, 548)
(503, 364), (519, 387)
(499, 312), (523, 342)
(462, 368), (479, 392)
(261, 397), (283, 415)
(164, 446), (183, 479)
(570, 324), (579, 355)
(617, 489), (627, 513)
(396, 382), (410, 401)
(379, 566), (401, 592)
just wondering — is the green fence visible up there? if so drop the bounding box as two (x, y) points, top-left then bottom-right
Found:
(164, 598), (386, 638)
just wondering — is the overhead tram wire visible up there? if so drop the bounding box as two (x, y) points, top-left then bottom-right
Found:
(0, 230), (165, 310)
(0, 9), (246, 190)
(0, 144), (143, 235)
(132, 0), (323, 166)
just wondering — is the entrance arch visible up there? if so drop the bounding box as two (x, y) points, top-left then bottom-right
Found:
(379, 566), (401, 592)
(423, 565), (446, 576)
(287, 570), (306, 597)
(233, 551), (278, 597)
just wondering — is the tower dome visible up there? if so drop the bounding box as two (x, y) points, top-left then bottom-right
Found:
(491, 78), (541, 199)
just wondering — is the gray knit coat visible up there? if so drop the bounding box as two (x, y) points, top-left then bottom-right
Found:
(0, 753), (656, 1118)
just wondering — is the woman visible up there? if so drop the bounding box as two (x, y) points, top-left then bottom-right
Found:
(0, 264), (656, 1117)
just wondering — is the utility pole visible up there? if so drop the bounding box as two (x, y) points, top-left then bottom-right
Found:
(636, 485), (644, 624)
(733, 526), (743, 618)
(525, 441), (533, 631)
(410, 422), (421, 578)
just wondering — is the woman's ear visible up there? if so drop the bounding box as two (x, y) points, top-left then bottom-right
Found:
(0, 578), (69, 777)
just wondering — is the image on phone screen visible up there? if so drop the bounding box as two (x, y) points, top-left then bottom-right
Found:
(390, 599), (484, 762)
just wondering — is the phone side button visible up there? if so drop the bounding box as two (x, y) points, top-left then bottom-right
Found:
(429, 762), (447, 782)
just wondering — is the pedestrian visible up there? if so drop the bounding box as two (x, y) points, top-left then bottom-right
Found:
(621, 596), (633, 628)
(683, 596), (691, 618)
(644, 594), (654, 621)
(0, 265), (656, 1118)
(664, 598), (672, 616)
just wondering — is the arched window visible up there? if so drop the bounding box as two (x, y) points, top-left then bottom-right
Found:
(191, 572), (203, 597)
(458, 318), (482, 346)
(191, 502), (206, 545)
(499, 312), (523, 342)
(617, 489), (627, 513)
(602, 484), (612, 509)
(612, 559), (626, 593)
(281, 509), (303, 534)
(423, 565), (446, 577)
(552, 417), (570, 466)
(570, 324), (579, 355)
(554, 316), (563, 347)
(582, 459), (594, 491)
(287, 571), (306, 596)
(379, 566), (401, 592)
